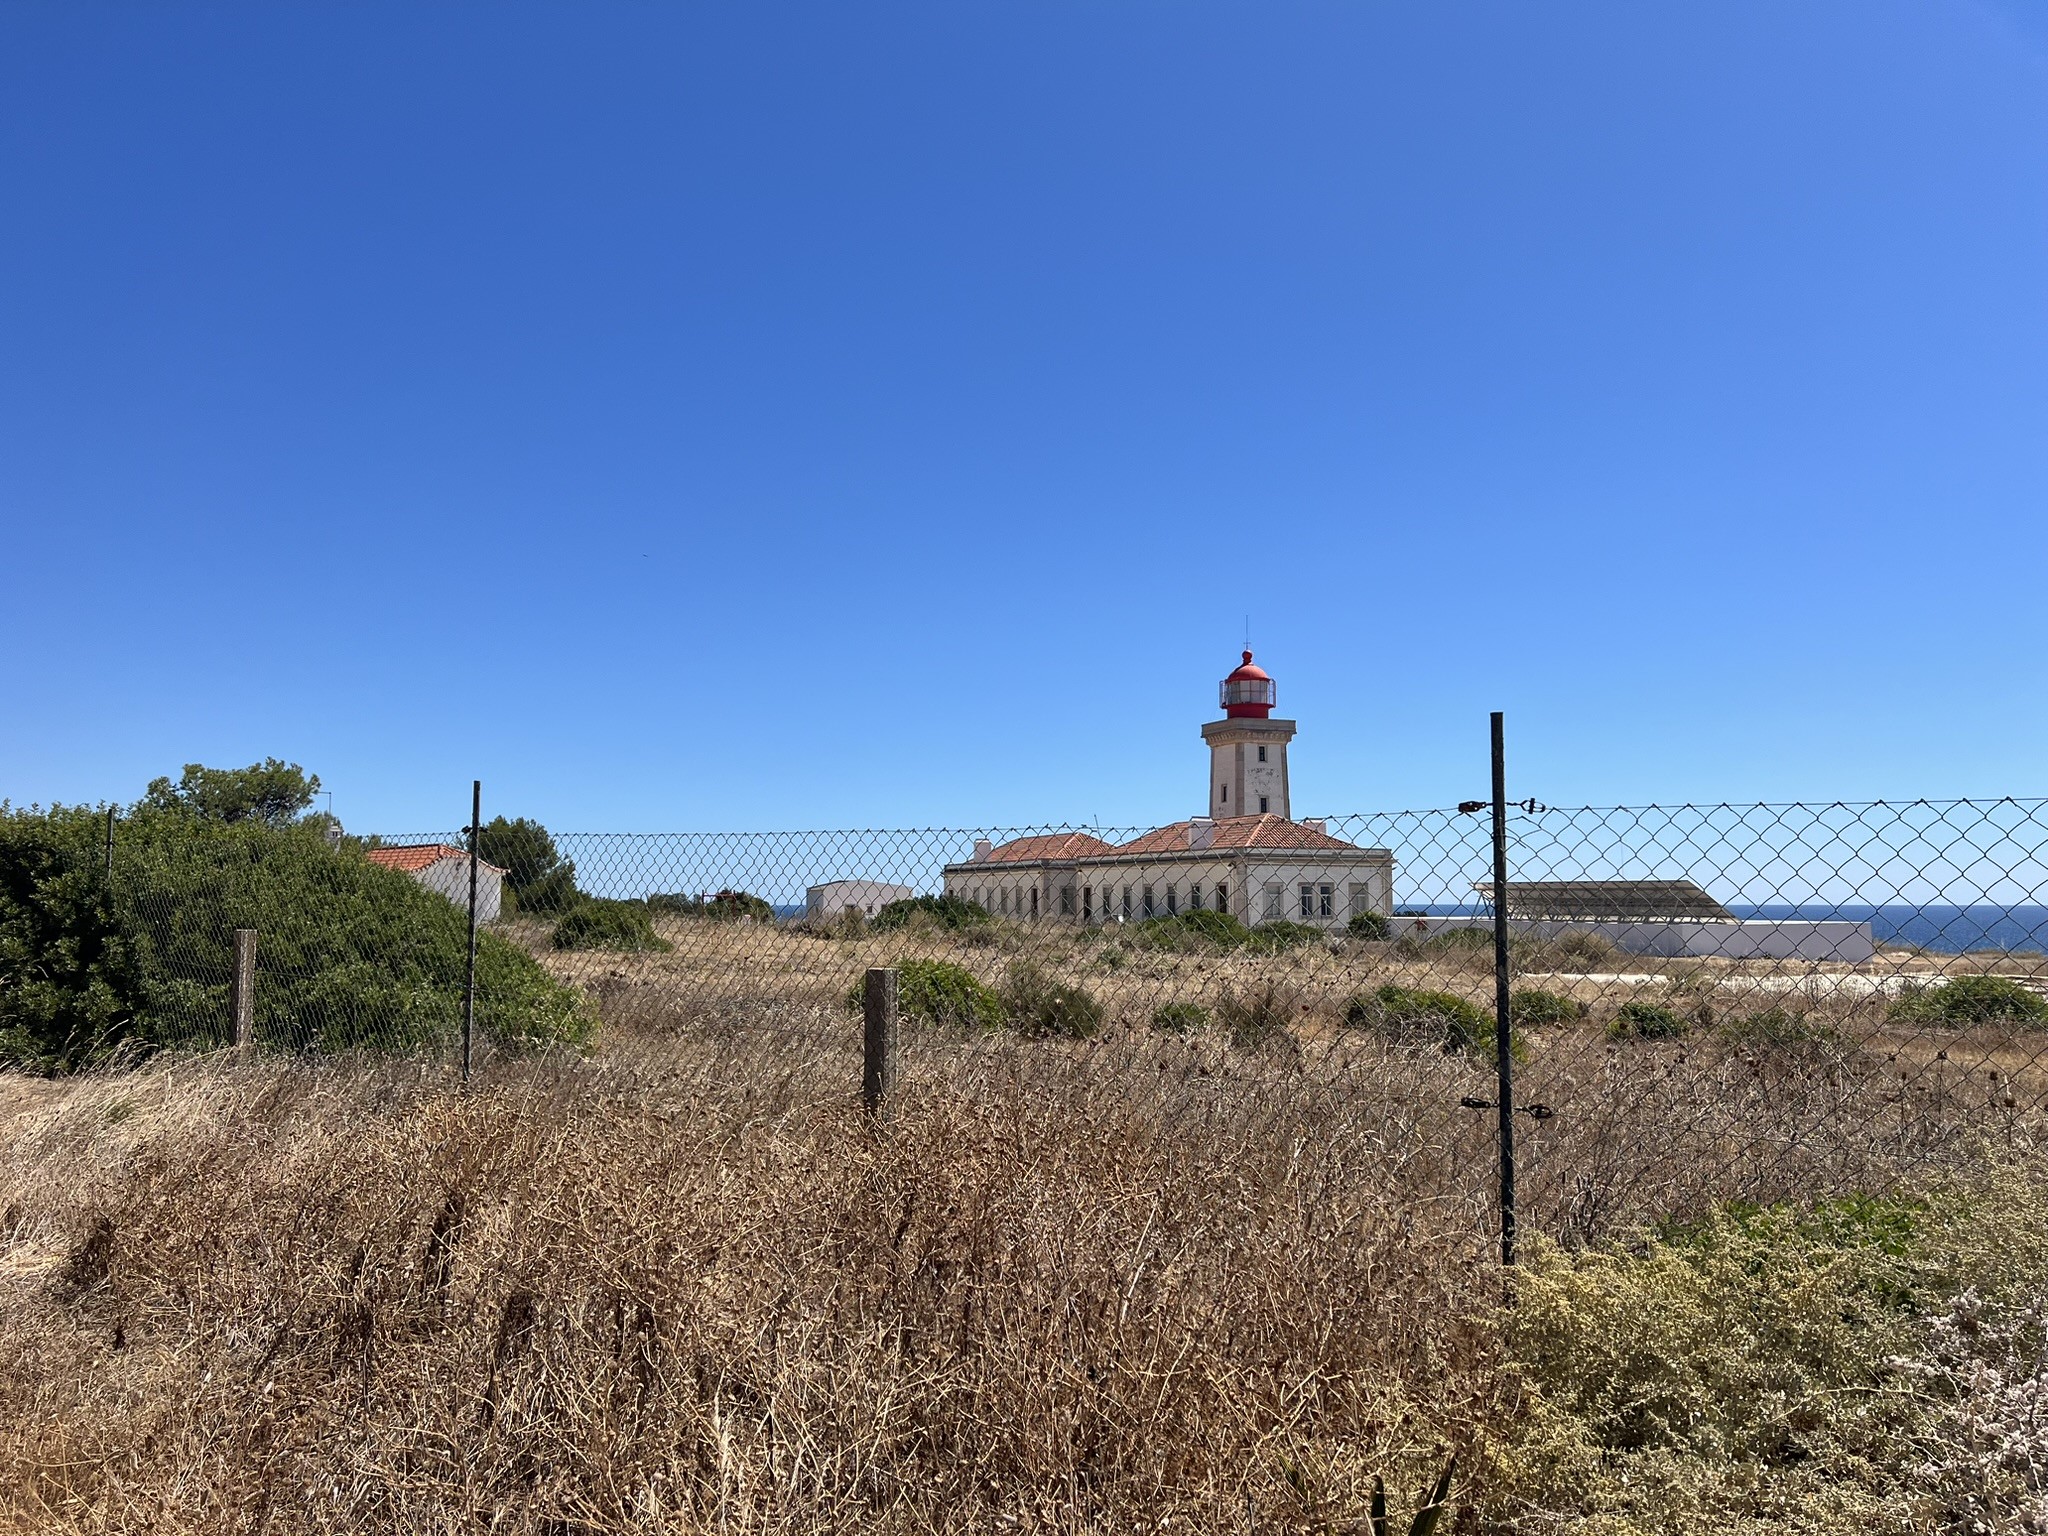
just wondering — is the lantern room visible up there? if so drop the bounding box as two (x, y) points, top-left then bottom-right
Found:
(1219, 651), (1276, 718)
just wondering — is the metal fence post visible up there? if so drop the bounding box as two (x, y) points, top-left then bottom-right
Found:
(103, 807), (115, 881)
(1490, 712), (1518, 1268)
(231, 928), (257, 1051)
(863, 966), (898, 1115)
(464, 779), (480, 1083)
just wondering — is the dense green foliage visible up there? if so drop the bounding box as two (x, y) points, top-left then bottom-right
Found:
(845, 958), (1006, 1030)
(1131, 909), (1250, 951)
(1000, 960), (1103, 1039)
(646, 888), (775, 923)
(551, 900), (671, 952)
(1891, 973), (2048, 1026)
(1491, 1163), (2048, 1533)
(1347, 910), (1391, 940)
(872, 894), (989, 931)
(0, 802), (592, 1070)
(1345, 983), (1511, 1057)
(476, 816), (582, 915)
(1510, 987), (1584, 1026)
(1150, 1000), (1211, 1034)
(142, 759), (321, 827)
(1609, 999), (1689, 1039)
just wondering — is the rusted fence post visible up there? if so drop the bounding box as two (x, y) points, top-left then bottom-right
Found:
(231, 928), (257, 1051)
(862, 966), (897, 1115)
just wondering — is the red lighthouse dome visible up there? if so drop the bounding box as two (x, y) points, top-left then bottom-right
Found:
(1220, 650), (1276, 718)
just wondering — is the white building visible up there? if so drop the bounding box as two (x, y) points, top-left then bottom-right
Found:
(366, 843), (507, 922)
(807, 879), (917, 922)
(943, 651), (1394, 931)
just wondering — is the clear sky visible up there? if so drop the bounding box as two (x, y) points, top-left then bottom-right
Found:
(5, 2), (2046, 834)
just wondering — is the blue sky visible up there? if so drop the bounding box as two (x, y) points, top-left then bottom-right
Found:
(5, 2), (2046, 833)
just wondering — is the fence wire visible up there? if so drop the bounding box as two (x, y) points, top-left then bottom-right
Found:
(66, 797), (2048, 1243)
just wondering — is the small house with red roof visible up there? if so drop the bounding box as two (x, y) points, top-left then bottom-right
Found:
(365, 843), (508, 923)
(942, 652), (1394, 929)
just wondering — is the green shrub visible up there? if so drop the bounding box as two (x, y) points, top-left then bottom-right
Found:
(872, 894), (989, 931)
(551, 900), (672, 953)
(646, 888), (774, 923)
(1218, 981), (1295, 1049)
(1347, 910), (1391, 940)
(1890, 973), (2048, 1026)
(476, 816), (582, 915)
(1344, 984), (1510, 1057)
(1488, 1169), (2048, 1533)
(1000, 961), (1103, 1039)
(1510, 987), (1583, 1026)
(1131, 909), (1249, 951)
(1150, 1000), (1211, 1035)
(1720, 1006), (1851, 1054)
(1608, 999), (1688, 1039)
(1245, 919), (1324, 954)
(844, 958), (1005, 1031)
(0, 803), (592, 1070)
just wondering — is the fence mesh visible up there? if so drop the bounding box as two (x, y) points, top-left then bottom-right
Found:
(78, 797), (2048, 1244)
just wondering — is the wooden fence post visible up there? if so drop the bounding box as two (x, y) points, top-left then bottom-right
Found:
(862, 967), (897, 1116)
(231, 928), (257, 1052)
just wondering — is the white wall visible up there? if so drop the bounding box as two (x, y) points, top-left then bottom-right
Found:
(411, 856), (503, 923)
(1385, 914), (1876, 964)
(807, 881), (916, 920)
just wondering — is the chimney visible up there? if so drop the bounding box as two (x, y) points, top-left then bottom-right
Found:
(1187, 818), (1215, 851)
(972, 838), (993, 862)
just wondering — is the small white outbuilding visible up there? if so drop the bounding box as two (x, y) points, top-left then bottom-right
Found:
(366, 843), (507, 923)
(807, 880), (916, 923)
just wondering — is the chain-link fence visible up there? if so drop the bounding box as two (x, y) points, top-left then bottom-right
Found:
(29, 783), (2047, 1251)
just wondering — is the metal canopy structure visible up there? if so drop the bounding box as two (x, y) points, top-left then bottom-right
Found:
(1471, 879), (1737, 922)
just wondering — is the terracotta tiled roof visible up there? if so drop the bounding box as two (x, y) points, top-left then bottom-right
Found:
(974, 832), (1119, 865)
(367, 844), (507, 875)
(1114, 816), (1364, 857)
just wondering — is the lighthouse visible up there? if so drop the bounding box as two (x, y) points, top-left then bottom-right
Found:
(1201, 650), (1296, 821)
(942, 647), (1392, 928)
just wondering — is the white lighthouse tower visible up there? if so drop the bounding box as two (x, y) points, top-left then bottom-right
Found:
(1201, 650), (1296, 820)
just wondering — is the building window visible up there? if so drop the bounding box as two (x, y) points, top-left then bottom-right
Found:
(1216, 883), (1228, 912)
(1122, 885), (1132, 919)
(1083, 885), (1093, 919)
(1349, 882), (1371, 916)
(1300, 884), (1315, 919)
(1257, 745), (1267, 763)
(1264, 883), (1283, 919)
(1030, 888), (1039, 919)
(1221, 784), (1228, 804)
(1142, 885), (1155, 916)
(1167, 885), (1178, 915)
(1300, 884), (1334, 919)
(1191, 882), (1202, 909)
(1259, 796), (1269, 814)
(1059, 885), (1075, 916)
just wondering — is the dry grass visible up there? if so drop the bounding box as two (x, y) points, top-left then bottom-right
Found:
(0, 1021), (1510, 1534)
(5, 916), (2046, 1531)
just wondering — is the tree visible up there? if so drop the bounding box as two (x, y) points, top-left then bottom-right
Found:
(142, 760), (320, 827)
(475, 816), (580, 915)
